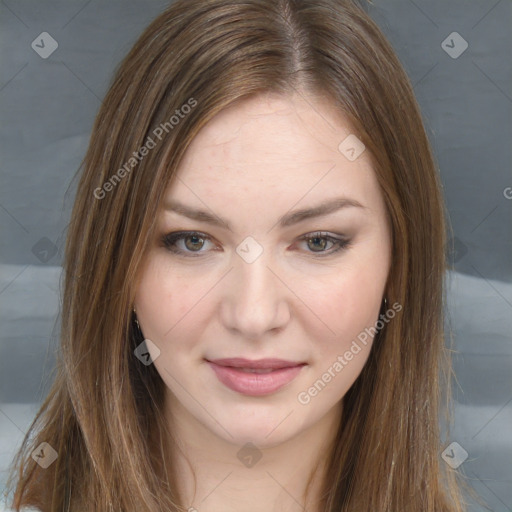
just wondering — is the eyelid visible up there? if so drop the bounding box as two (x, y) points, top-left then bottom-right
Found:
(295, 231), (351, 257)
(161, 231), (217, 257)
(160, 230), (352, 257)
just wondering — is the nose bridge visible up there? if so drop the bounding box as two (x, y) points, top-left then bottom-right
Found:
(223, 239), (288, 337)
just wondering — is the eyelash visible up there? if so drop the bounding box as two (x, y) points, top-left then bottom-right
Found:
(160, 231), (352, 258)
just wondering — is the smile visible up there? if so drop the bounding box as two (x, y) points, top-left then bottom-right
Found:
(206, 358), (307, 396)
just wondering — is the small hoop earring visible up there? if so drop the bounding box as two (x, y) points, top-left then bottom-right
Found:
(383, 297), (388, 310)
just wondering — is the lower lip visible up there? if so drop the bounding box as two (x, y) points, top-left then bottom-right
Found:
(207, 362), (305, 396)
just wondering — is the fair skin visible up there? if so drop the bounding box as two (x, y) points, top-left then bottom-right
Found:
(134, 91), (391, 512)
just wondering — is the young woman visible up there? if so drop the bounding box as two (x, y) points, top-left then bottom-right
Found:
(5, 0), (468, 510)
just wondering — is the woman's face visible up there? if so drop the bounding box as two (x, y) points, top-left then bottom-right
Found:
(134, 92), (391, 447)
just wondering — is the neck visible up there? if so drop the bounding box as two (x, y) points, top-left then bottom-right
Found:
(164, 394), (343, 512)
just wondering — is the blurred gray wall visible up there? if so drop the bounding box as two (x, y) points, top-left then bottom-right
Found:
(1, 1), (511, 511)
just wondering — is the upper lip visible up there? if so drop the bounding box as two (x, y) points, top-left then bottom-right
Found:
(207, 358), (305, 370)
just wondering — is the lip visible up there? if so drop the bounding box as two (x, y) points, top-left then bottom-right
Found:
(206, 358), (307, 396)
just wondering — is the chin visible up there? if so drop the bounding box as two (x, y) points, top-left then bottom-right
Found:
(215, 406), (307, 448)
(227, 426), (294, 449)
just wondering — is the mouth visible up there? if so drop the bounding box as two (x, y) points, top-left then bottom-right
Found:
(205, 358), (307, 396)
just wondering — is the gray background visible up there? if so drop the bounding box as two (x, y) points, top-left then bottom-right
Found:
(1, 1), (511, 510)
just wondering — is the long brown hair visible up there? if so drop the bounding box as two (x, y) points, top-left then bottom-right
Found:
(5, 0), (467, 510)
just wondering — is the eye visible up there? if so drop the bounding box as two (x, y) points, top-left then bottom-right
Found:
(161, 230), (351, 258)
(161, 231), (215, 257)
(296, 231), (352, 256)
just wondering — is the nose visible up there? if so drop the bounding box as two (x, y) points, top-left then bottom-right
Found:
(220, 249), (291, 339)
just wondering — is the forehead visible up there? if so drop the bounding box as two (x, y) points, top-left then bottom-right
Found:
(180, 92), (361, 171)
(163, 92), (381, 218)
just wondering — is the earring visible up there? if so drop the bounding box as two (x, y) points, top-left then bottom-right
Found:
(133, 308), (141, 331)
(376, 297), (389, 335)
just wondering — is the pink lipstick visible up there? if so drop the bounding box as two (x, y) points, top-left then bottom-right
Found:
(206, 358), (306, 396)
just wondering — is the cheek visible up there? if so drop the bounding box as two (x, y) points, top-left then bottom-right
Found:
(295, 258), (386, 348)
(134, 255), (201, 344)
(296, 263), (384, 408)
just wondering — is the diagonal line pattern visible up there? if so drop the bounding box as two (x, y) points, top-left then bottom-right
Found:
(472, 60), (512, 105)
(0, 406), (27, 436)
(289, 83), (338, 133)
(413, 62), (439, 89)
(170, 167), (339, 336)
(60, 60), (104, 104)
(0, 265), (29, 296)
(0, 62), (29, 92)
(264, 409), (294, 439)
(176, 176), (230, 228)
(471, 0), (504, 29)
(1, 0), (29, 28)
(163, 267), (234, 336)
(200, 471), (233, 503)
(0, 202), (30, 233)
(407, 0), (439, 28)
(265, 265), (337, 335)
(470, 205), (499, 233)
(162, 366), (234, 439)
(468, 263), (512, 310)
(471, 395), (512, 439)
(61, 0), (93, 29)
(266, 470), (310, 511)
(470, 470), (510, 510)
(266, 164), (337, 234)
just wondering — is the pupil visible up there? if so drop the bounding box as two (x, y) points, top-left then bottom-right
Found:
(186, 235), (203, 251)
(310, 237), (326, 251)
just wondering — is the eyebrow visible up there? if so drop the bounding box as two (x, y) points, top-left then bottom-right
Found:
(163, 197), (366, 231)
